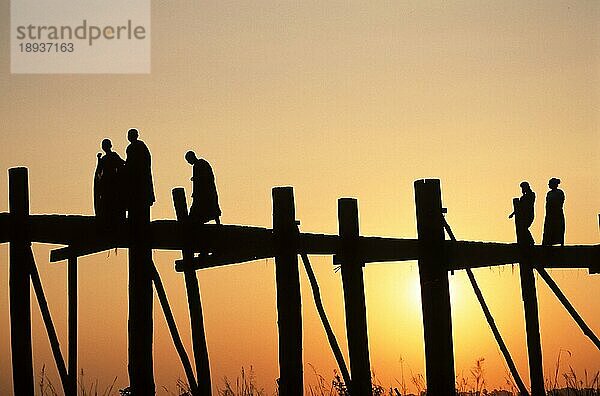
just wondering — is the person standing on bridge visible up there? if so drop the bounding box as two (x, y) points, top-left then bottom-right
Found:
(94, 138), (126, 224)
(125, 128), (155, 222)
(542, 177), (565, 246)
(124, 128), (156, 394)
(185, 150), (221, 225)
(509, 181), (536, 245)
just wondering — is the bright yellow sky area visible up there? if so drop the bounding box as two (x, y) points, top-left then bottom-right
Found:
(0, 1), (599, 394)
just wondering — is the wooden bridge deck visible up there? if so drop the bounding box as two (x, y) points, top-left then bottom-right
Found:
(0, 213), (597, 273)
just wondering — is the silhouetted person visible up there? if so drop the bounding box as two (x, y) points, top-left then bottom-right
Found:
(185, 150), (221, 224)
(124, 129), (156, 394)
(125, 129), (155, 222)
(542, 177), (565, 246)
(509, 181), (535, 245)
(94, 138), (126, 224)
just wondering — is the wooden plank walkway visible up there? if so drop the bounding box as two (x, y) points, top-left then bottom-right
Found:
(0, 214), (597, 272)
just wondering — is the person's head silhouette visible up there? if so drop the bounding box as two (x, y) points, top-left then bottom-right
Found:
(127, 128), (139, 143)
(520, 181), (531, 194)
(185, 150), (197, 165)
(549, 178), (561, 189)
(101, 138), (113, 154)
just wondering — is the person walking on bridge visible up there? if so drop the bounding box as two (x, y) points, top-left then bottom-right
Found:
(185, 150), (221, 225)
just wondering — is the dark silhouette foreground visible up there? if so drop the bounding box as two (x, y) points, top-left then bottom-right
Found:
(8, 164), (599, 396)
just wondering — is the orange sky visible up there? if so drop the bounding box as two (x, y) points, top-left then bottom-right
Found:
(0, 1), (599, 394)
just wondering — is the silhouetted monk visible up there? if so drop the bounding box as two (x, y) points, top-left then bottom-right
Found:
(185, 150), (221, 224)
(125, 129), (155, 221)
(94, 138), (126, 223)
(509, 181), (535, 245)
(542, 177), (565, 246)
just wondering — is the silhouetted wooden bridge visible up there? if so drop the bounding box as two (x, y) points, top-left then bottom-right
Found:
(1, 167), (598, 396)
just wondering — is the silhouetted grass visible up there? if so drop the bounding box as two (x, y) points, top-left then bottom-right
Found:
(33, 358), (600, 396)
(218, 366), (265, 396)
(38, 365), (118, 396)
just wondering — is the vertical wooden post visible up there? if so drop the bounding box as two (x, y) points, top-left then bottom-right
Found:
(68, 256), (78, 396)
(338, 198), (372, 396)
(414, 179), (455, 395)
(128, 205), (155, 395)
(513, 198), (545, 396)
(173, 188), (211, 396)
(8, 167), (34, 396)
(272, 187), (303, 396)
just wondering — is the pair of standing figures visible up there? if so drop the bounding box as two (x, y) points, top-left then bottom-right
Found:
(510, 178), (565, 246)
(94, 128), (221, 225)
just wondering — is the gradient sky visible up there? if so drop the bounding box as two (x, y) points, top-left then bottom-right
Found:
(0, 1), (599, 394)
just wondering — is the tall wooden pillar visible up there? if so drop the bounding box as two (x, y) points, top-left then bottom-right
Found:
(128, 205), (155, 395)
(338, 198), (372, 396)
(67, 256), (78, 396)
(173, 187), (211, 396)
(272, 187), (303, 396)
(414, 179), (455, 395)
(9, 167), (34, 396)
(513, 198), (545, 395)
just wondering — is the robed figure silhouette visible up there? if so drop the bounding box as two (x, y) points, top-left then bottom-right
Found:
(185, 150), (221, 224)
(125, 129), (155, 221)
(509, 181), (535, 246)
(94, 138), (126, 223)
(542, 177), (565, 246)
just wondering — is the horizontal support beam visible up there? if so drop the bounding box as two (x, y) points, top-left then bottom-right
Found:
(300, 233), (419, 262)
(175, 251), (274, 272)
(348, 237), (419, 263)
(534, 245), (600, 272)
(1, 213), (597, 273)
(175, 235), (420, 272)
(19, 215), (273, 252)
(448, 242), (600, 273)
(50, 244), (116, 262)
